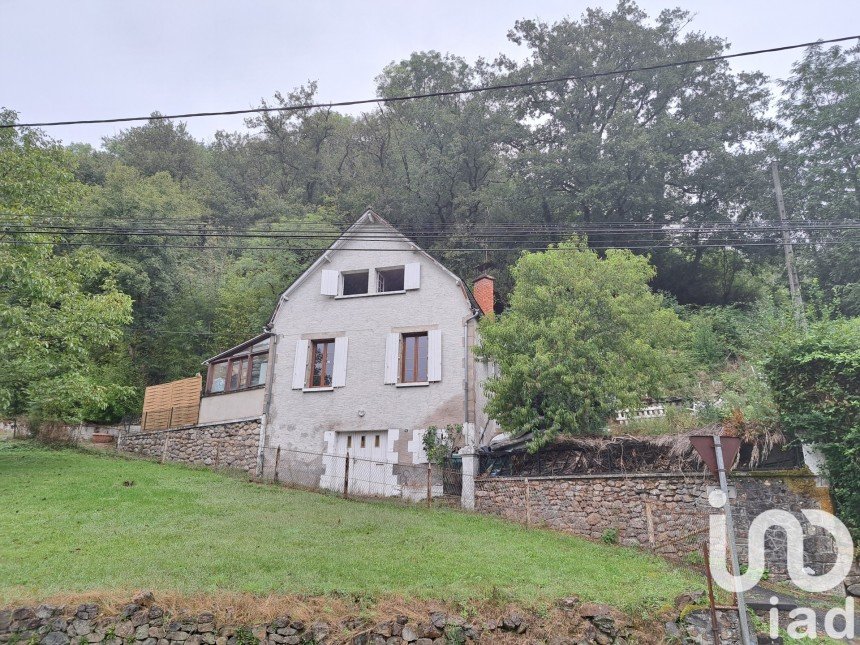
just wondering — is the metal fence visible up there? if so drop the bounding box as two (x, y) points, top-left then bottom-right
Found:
(258, 445), (462, 503)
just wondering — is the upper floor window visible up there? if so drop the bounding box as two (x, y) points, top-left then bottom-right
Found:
(377, 267), (405, 292)
(320, 263), (420, 297)
(342, 270), (369, 296)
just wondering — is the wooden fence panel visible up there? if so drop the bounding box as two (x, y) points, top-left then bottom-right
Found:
(142, 375), (201, 431)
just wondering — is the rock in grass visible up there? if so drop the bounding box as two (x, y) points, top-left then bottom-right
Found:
(132, 592), (155, 607)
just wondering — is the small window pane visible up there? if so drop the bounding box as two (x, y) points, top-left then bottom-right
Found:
(312, 344), (324, 386)
(324, 342), (334, 386)
(250, 354), (268, 386)
(377, 267), (405, 292)
(210, 362), (227, 393)
(310, 340), (335, 387)
(417, 334), (428, 382)
(361, 435), (366, 448)
(229, 358), (248, 391)
(374, 434), (381, 448)
(342, 271), (369, 296)
(403, 336), (415, 382)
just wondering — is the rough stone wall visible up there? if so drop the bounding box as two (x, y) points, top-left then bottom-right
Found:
(0, 599), (644, 645)
(118, 419), (260, 475)
(475, 471), (841, 583)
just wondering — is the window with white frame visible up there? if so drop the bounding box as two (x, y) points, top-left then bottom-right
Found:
(292, 337), (349, 390)
(320, 263), (421, 297)
(384, 329), (442, 385)
(377, 266), (405, 292)
(341, 270), (369, 296)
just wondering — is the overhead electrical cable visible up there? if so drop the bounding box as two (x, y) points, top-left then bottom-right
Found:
(2, 224), (859, 245)
(3, 34), (858, 129)
(3, 238), (860, 252)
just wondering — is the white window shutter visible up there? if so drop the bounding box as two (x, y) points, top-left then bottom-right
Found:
(332, 337), (348, 387)
(291, 339), (309, 389)
(384, 333), (400, 384)
(404, 262), (421, 290)
(320, 269), (339, 296)
(428, 329), (442, 382)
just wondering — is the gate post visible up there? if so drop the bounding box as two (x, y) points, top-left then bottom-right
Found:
(459, 446), (478, 510)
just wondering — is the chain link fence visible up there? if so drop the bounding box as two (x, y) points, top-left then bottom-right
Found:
(259, 445), (462, 503)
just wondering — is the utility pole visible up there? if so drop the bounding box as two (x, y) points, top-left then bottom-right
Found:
(770, 161), (807, 332)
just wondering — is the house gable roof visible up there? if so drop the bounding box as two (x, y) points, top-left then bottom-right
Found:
(266, 209), (480, 327)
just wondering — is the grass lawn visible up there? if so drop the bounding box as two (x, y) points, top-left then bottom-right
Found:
(0, 441), (700, 612)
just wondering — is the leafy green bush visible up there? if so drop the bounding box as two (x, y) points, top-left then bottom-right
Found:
(477, 239), (688, 448)
(422, 424), (462, 465)
(765, 319), (860, 537)
(681, 299), (798, 431)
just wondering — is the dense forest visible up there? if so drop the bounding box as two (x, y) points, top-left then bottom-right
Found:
(1, 2), (858, 428)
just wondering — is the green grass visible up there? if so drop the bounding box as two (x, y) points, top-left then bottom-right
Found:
(0, 441), (700, 612)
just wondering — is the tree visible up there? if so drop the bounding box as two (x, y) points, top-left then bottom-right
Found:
(0, 245), (135, 422)
(476, 238), (688, 448)
(494, 2), (774, 305)
(777, 44), (860, 313)
(103, 114), (204, 182)
(0, 111), (135, 423)
(86, 163), (209, 384)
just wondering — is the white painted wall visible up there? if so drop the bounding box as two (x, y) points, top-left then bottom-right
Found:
(264, 221), (479, 475)
(198, 388), (265, 425)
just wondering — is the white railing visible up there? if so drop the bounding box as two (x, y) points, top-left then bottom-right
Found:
(615, 404), (666, 425)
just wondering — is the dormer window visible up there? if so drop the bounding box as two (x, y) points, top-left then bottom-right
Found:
(342, 270), (369, 296)
(377, 267), (405, 292)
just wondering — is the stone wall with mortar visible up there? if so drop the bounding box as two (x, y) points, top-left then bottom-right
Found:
(118, 419), (260, 475)
(475, 471), (846, 588)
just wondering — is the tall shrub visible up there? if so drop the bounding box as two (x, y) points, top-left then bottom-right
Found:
(765, 320), (860, 536)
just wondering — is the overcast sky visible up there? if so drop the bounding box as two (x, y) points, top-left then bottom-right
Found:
(2, 0), (858, 147)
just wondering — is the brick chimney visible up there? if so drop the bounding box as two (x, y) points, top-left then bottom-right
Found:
(473, 273), (495, 316)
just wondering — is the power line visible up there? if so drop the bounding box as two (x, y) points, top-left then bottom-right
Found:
(3, 35), (857, 129)
(3, 238), (859, 252)
(3, 218), (859, 238)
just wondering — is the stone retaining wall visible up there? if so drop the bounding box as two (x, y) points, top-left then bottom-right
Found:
(475, 471), (843, 586)
(118, 419), (260, 475)
(0, 598), (645, 645)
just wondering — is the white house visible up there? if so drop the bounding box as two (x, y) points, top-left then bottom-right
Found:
(198, 210), (497, 497)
